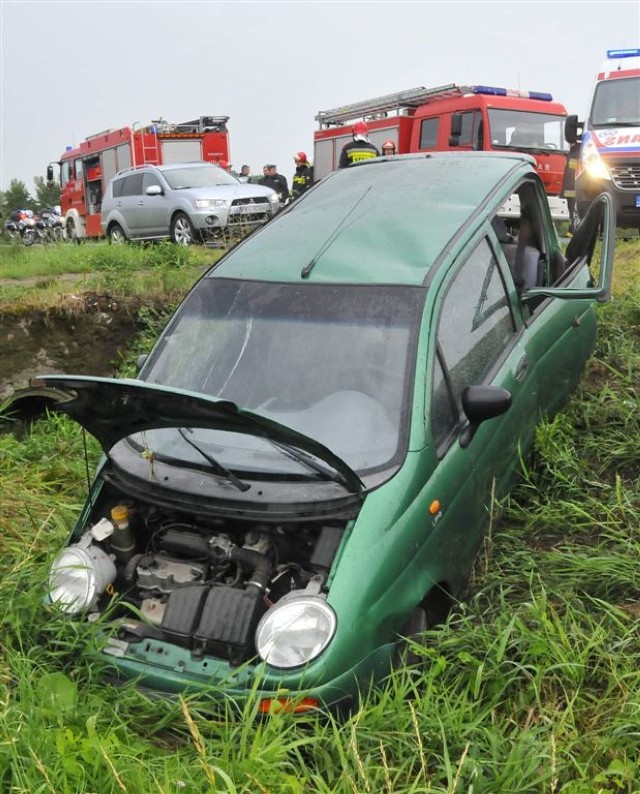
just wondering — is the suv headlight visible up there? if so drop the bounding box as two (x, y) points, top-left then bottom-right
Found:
(194, 199), (229, 208)
(48, 544), (116, 614)
(255, 596), (336, 668)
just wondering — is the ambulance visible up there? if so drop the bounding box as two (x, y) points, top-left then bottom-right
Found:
(565, 48), (640, 229)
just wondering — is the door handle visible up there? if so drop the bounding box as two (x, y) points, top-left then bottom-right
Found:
(137, 201), (144, 206)
(515, 355), (529, 382)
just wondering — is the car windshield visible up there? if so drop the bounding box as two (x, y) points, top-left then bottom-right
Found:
(162, 166), (239, 189)
(590, 76), (640, 126)
(488, 109), (569, 151)
(141, 279), (423, 475)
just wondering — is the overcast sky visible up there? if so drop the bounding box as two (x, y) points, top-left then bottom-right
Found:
(1, 0), (639, 193)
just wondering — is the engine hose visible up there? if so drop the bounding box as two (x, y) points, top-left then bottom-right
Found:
(230, 547), (273, 593)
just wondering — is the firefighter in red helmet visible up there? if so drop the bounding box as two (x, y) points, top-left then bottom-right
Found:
(381, 139), (397, 156)
(338, 121), (380, 168)
(291, 151), (314, 201)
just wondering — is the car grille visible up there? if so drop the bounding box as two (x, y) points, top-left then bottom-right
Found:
(609, 161), (640, 190)
(228, 197), (272, 226)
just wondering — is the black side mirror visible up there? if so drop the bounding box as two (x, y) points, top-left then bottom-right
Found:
(449, 113), (462, 147)
(46, 165), (54, 183)
(564, 115), (581, 145)
(459, 385), (511, 448)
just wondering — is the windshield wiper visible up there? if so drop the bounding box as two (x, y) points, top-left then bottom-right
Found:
(265, 437), (360, 493)
(177, 427), (250, 492)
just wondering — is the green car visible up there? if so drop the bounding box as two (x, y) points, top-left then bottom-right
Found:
(13, 153), (615, 713)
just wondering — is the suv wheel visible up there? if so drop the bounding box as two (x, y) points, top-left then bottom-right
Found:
(171, 212), (197, 246)
(108, 223), (127, 244)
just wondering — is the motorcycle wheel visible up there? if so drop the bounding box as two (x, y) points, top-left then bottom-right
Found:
(22, 229), (35, 246)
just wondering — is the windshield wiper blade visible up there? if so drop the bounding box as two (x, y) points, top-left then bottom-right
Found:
(178, 427), (250, 492)
(265, 437), (359, 492)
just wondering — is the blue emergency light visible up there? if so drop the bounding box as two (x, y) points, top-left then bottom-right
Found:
(607, 48), (640, 59)
(472, 85), (553, 102)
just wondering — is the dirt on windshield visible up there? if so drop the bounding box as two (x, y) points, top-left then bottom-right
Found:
(0, 290), (155, 401)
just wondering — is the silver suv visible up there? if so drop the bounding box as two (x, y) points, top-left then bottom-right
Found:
(101, 162), (280, 244)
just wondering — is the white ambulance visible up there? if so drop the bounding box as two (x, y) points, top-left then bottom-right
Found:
(565, 48), (640, 229)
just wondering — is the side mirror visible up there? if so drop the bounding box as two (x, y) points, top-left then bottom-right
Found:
(46, 165), (54, 183)
(449, 113), (462, 147)
(564, 114), (581, 145)
(145, 185), (163, 196)
(459, 385), (511, 448)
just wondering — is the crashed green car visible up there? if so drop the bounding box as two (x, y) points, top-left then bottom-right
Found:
(12, 153), (615, 713)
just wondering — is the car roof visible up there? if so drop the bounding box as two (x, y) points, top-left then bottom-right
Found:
(210, 152), (535, 287)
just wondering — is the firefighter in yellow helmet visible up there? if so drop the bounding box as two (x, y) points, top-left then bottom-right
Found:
(338, 121), (380, 168)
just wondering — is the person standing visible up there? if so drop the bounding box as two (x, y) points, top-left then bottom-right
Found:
(259, 164), (289, 205)
(561, 142), (580, 235)
(338, 121), (380, 168)
(238, 164), (251, 183)
(381, 139), (397, 156)
(290, 152), (314, 201)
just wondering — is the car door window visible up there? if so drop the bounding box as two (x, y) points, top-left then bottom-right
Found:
(121, 173), (144, 196)
(143, 172), (162, 192)
(432, 238), (515, 448)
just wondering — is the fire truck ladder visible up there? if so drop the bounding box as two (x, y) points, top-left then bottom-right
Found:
(139, 126), (161, 166)
(316, 84), (475, 127)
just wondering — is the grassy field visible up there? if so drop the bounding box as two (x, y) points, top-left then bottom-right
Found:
(0, 241), (638, 793)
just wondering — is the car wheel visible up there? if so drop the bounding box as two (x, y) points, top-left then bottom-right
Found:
(397, 607), (430, 667)
(67, 220), (81, 244)
(171, 212), (197, 246)
(108, 224), (127, 244)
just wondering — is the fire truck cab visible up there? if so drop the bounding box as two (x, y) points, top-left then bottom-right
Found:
(314, 84), (570, 220)
(48, 116), (231, 241)
(565, 48), (640, 229)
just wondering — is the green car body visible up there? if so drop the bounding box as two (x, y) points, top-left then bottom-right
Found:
(15, 153), (615, 712)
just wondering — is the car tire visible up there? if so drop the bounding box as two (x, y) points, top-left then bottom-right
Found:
(67, 219), (82, 244)
(397, 606), (430, 667)
(108, 224), (127, 244)
(171, 212), (197, 246)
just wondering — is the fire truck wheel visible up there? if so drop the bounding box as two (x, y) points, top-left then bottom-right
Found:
(171, 212), (196, 246)
(108, 224), (127, 244)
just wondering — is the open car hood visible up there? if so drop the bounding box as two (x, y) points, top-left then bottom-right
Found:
(11, 375), (365, 494)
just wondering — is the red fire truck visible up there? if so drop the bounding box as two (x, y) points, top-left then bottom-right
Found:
(314, 84), (570, 220)
(48, 115), (231, 240)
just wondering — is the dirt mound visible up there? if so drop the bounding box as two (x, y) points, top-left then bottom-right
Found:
(0, 292), (149, 400)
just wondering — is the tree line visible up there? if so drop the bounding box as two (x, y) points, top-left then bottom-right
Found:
(1, 177), (61, 219)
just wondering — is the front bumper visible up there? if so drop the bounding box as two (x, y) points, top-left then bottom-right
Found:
(102, 633), (397, 712)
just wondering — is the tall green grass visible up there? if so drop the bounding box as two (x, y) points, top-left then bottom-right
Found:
(0, 247), (638, 792)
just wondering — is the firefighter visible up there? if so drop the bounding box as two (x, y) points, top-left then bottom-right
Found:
(291, 152), (314, 201)
(561, 142), (580, 235)
(338, 121), (380, 168)
(381, 139), (397, 156)
(259, 164), (289, 205)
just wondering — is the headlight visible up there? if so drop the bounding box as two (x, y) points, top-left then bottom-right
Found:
(194, 199), (229, 208)
(48, 543), (116, 614)
(256, 596), (336, 668)
(583, 142), (611, 181)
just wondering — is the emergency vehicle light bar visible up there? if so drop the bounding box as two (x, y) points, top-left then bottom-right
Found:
(316, 83), (553, 126)
(607, 48), (640, 59)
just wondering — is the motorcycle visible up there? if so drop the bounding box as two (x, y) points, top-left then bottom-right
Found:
(36, 207), (65, 243)
(4, 210), (36, 245)
(4, 208), (64, 245)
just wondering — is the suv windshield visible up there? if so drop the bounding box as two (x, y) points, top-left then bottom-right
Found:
(162, 165), (239, 189)
(142, 279), (423, 474)
(590, 76), (640, 126)
(488, 109), (569, 151)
